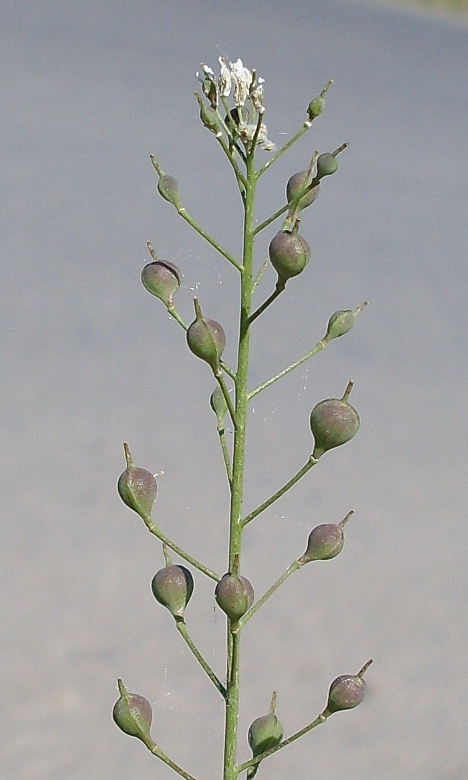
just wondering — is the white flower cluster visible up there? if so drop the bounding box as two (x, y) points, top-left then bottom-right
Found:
(196, 57), (275, 152)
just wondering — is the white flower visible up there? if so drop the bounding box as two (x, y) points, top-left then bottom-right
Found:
(238, 122), (276, 152)
(230, 58), (253, 106)
(218, 57), (232, 97)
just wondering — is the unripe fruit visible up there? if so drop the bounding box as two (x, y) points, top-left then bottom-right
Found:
(187, 298), (226, 370)
(117, 443), (157, 520)
(151, 565), (194, 619)
(325, 309), (355, 340)
(307, 96), (325, 119)
(247, 692), (283, 777)
(141, 260), (182, 307)
(303, 523), (344, 562)
(324, 660), (373, 715)
(112, 679), (155, 747)
(317, 152), (338, 178)
(210, 385), (228, 425)
(310, 382), (359, 458)
(157, 174), (182, 208)
(215, 573), (254, 623)
(286, 171), (320, 211)
(269, 230), (310, 283)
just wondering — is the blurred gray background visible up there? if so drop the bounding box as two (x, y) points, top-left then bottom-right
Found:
(1, 1), (467, 779)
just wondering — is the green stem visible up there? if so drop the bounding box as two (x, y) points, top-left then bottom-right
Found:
(175, 207), (242, 271)
(256, 122), (311, 178)
(149, 744), (200, 780)
(176, 620), (227, 698)
(242, 456), (319, 527)
(223, 148), (257, 780)
(236, 712), (328, 775)
(235, 560), (301, 631)
(254, 203), (289, 235)
(248, 339), (328, 401)
(145, 520), (221, 581)
(248, 281), (285, 325)
(215, 369), (237, 430)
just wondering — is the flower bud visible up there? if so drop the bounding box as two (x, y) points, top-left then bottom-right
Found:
(247, 692), (283, 777)
(215, 573), (254, 623)
(317, 152), (338, 178)
(117, 443), (157, 520)
(324, 660), (373, 715)
(286, 171), (320, 212)
(141, 260), (182, 307)
(187, 298), (226, 370)
(269, 229), (310, 284)
(310, 382), (359, 459)
(151, 564), (194, 619)
(112, 678), (155, 747)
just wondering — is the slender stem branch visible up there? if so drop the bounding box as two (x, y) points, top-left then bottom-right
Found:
(252, 258), (269, 291)
(150, 744), (200, 780)
(242, 456), (319, 527)
(145, 520), (221, 581)
(248, 281), (285, 326)
(256, 122), (311, 178)
(236, 713), (328, 775)
(176, 207), (242, 271)
(248, 339), (327, 401)
(176, 620), (227, 698)
(254, 203), (289, 235)
(215, 134), (248, 189)
(215, 369), (237, 430)
(217, 425), (233, 487)
(235, 561), (301, 631)
(220, 360), (237, 381)
(167, 305), (187, 330)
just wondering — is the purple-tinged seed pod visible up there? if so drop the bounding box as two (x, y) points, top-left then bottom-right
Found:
(215, 573), (254, 623)
(187, 298), (226, 370)
(141, 260), (182, 307)
(310, 382), (359, 459)
(151, 564), (194, 619)
(117, 443), (157, 521)
(324, 660), (373, 715)
(286, 171), (320, 211)
(269, 230), (310, 283)
(112, 678), (155, 747)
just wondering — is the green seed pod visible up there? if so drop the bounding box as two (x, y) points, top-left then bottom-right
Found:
(307, 96), (325, 120)
(286, 171), (320, 212)
(325, 310), (355, 340)
(210, 385), (228, 425)
(186, 298), (226, 370)
(324, 661), (373, 715)
(141, 261), (182, 307)
(269, 230), (310, 283)
(302, 523), (344, 562)
(194, 92), (221, 136)
(157, 174), (182, 209)
(317, 152), (338, 178)
(117, 443), (157, 520)
(310, 382), (360, 459)
(112, 679), (155, 747)
(151, 564), (194, 619)
(215, 573), (254, 623)
(247, 692), (283, 777)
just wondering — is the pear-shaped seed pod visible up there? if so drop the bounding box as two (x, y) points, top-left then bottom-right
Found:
(187, 298), (226, 370)
(157, 174), (181, 208)
(112, 679), (154, 746)
(310, 384), (359, 458)
(248, 697), (283, 757)
(151, 565), (194, 618)
(317, 152), (338, 178)
(303, 523), (344, 562)
(269, 230), (310, 283)
(141, 261), (182, 306)
(286, 171), (320, 211)
(324, 660), (373, 715)
(117, 443), (157, 520)
(215, 573), (254, 623)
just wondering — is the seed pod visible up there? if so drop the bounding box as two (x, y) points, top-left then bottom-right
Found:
(324, 660), (373, 715)
(186, 298), (226, 370)
(306, 79), (332, 122)
(310, 382), (359, 459)
(117, 443), (157, 520)
(247, 692), (283, 777)
(215, 573), (254, 623)
(302, 524), (344, 562)
(317, 152), (338, 178)
(286, 171), (320, 212)
(157, 174), (182, 209)
(324, 302), (368, 343)
(112, 679), (155, 747)
(194, 92), (221, 136)
(141, 260), (182, 307)
(269, 229), (310, 284)
(210, 385), (228, 426)
(151, 564), (194, 619)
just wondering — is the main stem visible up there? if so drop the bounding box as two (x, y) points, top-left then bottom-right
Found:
(223, 152), (257, 780)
